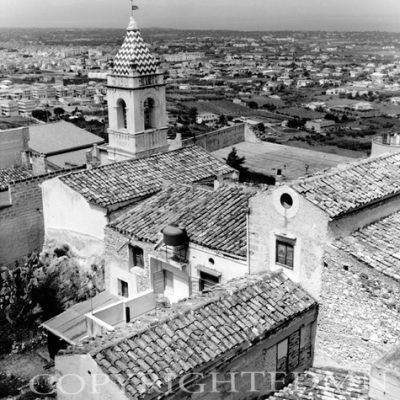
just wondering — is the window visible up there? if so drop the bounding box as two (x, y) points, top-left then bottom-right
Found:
(118, 279), (129, 298)
(164, 270), (174, 292)
(199, 271), (220, 292)
(276, 238), (295, 269)
(144, 98), (155, 130)
(130, 245), (144, 268)
(116, 99), (127, 129)
(280, 193), (293, 209)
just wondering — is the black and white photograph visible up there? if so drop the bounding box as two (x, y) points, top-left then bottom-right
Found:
(0, 0), (400, 398)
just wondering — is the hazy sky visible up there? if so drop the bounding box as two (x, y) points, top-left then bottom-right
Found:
(0, 0), (400, 31)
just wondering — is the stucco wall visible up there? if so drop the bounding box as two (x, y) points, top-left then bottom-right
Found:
(56, 354), (126, 400)
(189, 245), (248, 297)
(249, 186), (330, 300)
(41, 177), (107, 257)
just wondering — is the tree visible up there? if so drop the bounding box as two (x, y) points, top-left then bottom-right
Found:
(188, 107), (198, 124)
(32, 109), (51, 122)
(256, 122), (265, 133)
(247, 101), (258, 110)
(218, 114), (228, 126)
(54, 107), (65, 116)
(224, 147), (246, 171)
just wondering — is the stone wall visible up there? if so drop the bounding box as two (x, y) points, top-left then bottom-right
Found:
(0, 170), (81, 267)
(104, 227), (152, 296)
(181, 123), (258, 153)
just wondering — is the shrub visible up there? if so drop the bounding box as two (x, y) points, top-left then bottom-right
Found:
(0, 373), (25, 397)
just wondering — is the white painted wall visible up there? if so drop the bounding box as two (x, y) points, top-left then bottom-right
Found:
(249, 186), (330, 300)
(56, 354), (126, 400)
(41, 177), (107, 256)
(189, 245), (248, 283)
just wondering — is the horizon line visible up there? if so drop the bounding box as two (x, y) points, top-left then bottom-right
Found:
(0, 25), (400, 34)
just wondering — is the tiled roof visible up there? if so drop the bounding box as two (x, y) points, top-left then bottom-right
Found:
(109, 184), (255, 257)
(0, 166), (33, 191)
(59, 146), (234, 209)
(291, 153), (400, 218)
(76, 272), (316, 400)
(266, 367), (369, 399)
(335, 212), (400, 281)
(112, 25), (157, 76)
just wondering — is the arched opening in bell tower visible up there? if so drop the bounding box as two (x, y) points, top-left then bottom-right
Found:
(116, 99), (128, 130)
(144, 98), (156, 130)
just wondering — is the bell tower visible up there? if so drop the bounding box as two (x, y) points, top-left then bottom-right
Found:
(107, 2), (169, 162)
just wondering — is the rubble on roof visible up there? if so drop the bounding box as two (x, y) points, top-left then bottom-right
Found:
(266, 367), (369, 399)
(317, 248), (400, 372)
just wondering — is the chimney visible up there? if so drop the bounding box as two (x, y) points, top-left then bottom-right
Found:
(32, 153), (48, 176)
(86, 145), (100, 169)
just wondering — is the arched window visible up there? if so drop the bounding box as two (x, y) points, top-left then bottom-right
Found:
(116, 99), (127, 129)
(144, 98), (155, 130)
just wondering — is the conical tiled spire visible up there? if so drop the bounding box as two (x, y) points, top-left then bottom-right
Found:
(112, 2), (157, 76)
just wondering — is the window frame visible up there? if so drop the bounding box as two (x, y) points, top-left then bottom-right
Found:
(129, 245), (144, 268)
(199, 271), (220, 292)
(275, 236), (296, 270)
(118, 279), (129, 298)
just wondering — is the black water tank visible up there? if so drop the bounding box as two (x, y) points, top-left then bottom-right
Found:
(162, 225), (188, 246)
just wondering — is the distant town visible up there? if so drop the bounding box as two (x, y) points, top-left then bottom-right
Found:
(1, 28), (400, 161)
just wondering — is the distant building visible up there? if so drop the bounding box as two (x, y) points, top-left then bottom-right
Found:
(196, 111), (219, 124)
(18, 99), (38, 116)
(371, 132), (400, 157)
(27, 120), (104, 172)
(0, 100), (19, 116)
(305, 118), (336, 134)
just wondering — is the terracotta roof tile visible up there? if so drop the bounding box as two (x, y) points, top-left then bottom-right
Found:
(0, 166), (34, 191)
(109, 183), (254, 257)
(60, 146), (234, 209)
(291, 153), (400, 218)
(335, 211), (400, 282)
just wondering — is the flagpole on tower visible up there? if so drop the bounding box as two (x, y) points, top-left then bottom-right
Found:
(127, 0), (139, 30)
